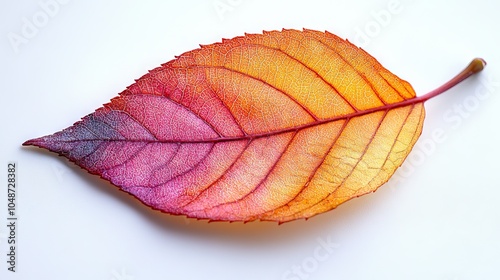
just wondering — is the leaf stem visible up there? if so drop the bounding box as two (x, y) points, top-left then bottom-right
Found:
(417, 58), (486, 102)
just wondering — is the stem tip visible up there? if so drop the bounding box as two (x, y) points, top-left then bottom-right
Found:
(469, 58), (487, 73)
(419, 57), (487, 102)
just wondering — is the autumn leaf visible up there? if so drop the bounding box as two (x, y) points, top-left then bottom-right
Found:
(23, 29), (485, 223)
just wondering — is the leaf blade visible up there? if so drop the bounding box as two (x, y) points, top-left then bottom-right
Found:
(25, 29), (429, 222)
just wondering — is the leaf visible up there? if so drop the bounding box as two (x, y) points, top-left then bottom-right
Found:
(23, 29), (485, 223)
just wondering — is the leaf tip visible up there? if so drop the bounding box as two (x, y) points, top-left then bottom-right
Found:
(22, 140), (32, 146)
(22, 135), (54, 151)
(22, 137), (51, 151)
(22, 138), (39, 147)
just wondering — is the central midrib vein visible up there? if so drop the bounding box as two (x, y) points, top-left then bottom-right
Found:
(63, 96), (424, 144)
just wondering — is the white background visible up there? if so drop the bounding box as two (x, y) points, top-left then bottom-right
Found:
(1, 0), (499, 279)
